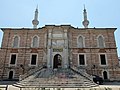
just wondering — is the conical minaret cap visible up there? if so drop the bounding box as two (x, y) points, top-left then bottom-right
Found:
(32, 6), (39, 28)
(82, 5), (89, 28)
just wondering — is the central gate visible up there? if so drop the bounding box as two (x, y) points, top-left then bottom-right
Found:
(53, 54), (62, 69)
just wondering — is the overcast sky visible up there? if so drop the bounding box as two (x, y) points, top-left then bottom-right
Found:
(0, 0), (120, 57)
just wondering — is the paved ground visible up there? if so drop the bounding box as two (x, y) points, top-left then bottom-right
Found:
(103, 81), (120, 85)
(0, 85), (119, 90)
(0, 81), (120, 90)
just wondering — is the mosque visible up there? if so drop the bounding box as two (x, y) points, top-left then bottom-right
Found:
(0, 6), (120, 89)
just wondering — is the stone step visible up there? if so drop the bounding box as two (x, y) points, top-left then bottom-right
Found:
(14, 68), (98, 88)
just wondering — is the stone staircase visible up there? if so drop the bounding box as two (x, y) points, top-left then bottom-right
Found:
(19, 66), (43, 81)
(70, 66), (93, 81)
(13, 67), (98, 88)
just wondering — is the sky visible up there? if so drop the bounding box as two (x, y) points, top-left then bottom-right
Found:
(0, 0), (120, 57)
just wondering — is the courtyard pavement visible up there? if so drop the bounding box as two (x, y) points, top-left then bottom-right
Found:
(0, 81), (120, 90)
(0, 85), (120, 90)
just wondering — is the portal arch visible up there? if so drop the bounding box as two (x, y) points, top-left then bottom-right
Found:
(53, 54), (62, 69)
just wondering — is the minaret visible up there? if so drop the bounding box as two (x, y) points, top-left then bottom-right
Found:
(82, 5), (89, 28)
(32, 6), (39, 28)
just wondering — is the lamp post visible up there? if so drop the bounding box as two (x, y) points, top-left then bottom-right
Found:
(20, 64), (24, 74)
(92, 64), (96, 75)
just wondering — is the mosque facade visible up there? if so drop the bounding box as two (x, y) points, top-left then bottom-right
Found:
(0, 7), (120, 83)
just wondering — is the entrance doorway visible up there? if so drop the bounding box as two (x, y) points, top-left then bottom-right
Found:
(53, 54), (62, 69)
(8, 71), (13, 79)
(103, 71), (108, 80)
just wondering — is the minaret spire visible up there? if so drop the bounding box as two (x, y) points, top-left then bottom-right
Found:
(32, 6), (39, 29)
(82, 5), (89, 28)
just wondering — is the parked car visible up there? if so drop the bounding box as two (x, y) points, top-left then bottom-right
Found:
(92, 75), (103, 85)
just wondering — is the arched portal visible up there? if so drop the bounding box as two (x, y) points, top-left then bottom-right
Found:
(53, 54), (62, 69)
(8, 71), (13, 79)
(103, 71), (108, 80)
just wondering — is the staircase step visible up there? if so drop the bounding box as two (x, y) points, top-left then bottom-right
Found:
(14, 67), (98, 88)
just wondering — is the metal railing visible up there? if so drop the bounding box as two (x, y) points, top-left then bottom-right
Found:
(20, 65), (43, 80)
(70, 66), (93, 81)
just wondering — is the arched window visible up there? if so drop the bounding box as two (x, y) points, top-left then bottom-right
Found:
(8, 71), (14, 79)
(77, 36), (84, 48)
(13, 36), (19, 48)
(103, 71), (108, 80)
(98, 35), (105, 48)
(32, 36), (39, 47)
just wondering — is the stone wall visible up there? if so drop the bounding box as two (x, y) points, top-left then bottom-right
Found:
(69, 28), (119, 80)
(0, 26), (119, 81)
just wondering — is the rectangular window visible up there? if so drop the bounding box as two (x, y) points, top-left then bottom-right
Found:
(31, 54), (37, 65)
(100, 54), (106, 65)
(79, 55), (85, 65)
(10, 54), (16, 64)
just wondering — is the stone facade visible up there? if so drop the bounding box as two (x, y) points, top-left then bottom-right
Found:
(0, 25), (119, 81)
